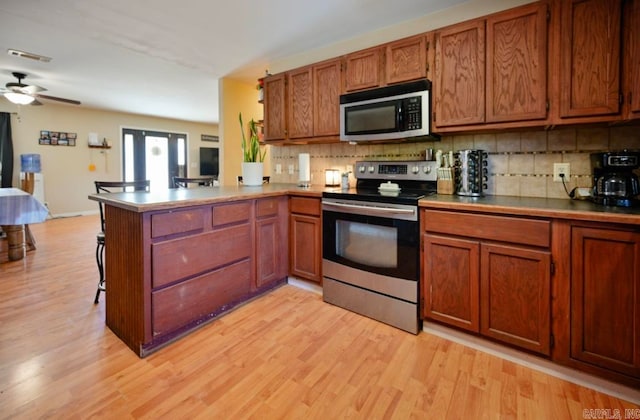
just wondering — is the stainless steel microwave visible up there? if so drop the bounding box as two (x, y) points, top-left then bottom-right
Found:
(339, 79), (436, 142)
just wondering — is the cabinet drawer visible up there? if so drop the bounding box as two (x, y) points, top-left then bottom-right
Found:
(423, 210), (550, 248)
(256, 197), (281, 218)
(152, 259), (251, 336)
(151, 224), (251, 288)
(212, 201), (251, 227)
(151, 208), (205, 238)
(290, 196), (321, 216)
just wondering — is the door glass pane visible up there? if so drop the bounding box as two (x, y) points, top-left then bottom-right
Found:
(145, 136), (169, 190)
(124, 133), (134, 182)
(336, 220), (397, 268)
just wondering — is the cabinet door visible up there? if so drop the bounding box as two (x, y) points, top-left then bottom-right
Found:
(423, 234), (480, 332)
(625, 0), (640, 119)
(486, 2), (548, 123)
(385, 35), (427, 85)
(344, 47), (383, 92)
(288, 66), (314, 139)
(313, 59), (342, 137)
(480, 243), (551, 355)
(571, 227), (640, 377)
(255, 197), (288, 288)
(434, 20), (486, 127)
(560, 0), (622, 118)
(263, 73), (287, 141)
(289, 213), (322, 283)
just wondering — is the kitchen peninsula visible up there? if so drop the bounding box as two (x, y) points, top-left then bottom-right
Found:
(89, 184), (323, 357)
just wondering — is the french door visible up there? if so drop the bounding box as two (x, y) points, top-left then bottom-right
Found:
(122, 128), (187, 190)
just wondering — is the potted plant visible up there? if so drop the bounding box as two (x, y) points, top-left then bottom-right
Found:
(239, 112), (266, 186)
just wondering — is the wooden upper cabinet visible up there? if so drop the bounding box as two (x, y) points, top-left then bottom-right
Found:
(559, 0), (622, 119)
(313, 58), (342, 137)
(434, 20), (486, 127)
(263, 73), (287, 141)
(385, 35), (427, 85)
(288, 66), (313, 139)
(344, 46), (384, 92)
(486, 2), (548, 123)
(625, 0), (640, 119)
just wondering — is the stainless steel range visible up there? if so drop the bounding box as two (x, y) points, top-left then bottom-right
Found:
(322, 160), (438, 334)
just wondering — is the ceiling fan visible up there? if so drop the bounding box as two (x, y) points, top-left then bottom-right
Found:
(1, 72), (81, 106)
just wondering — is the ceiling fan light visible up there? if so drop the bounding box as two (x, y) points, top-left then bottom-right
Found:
(4, 92), (35, 105)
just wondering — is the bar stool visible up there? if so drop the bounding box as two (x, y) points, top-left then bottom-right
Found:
(172, 176), (216, 188)
(93, 180), (150, 304)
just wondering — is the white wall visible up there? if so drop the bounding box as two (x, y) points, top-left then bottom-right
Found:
(0, 101), (217, 217)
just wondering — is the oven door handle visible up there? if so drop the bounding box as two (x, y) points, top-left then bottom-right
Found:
(323, 201), (415, 216)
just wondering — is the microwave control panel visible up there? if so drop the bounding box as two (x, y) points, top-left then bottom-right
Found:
(403, 97), (422, 130)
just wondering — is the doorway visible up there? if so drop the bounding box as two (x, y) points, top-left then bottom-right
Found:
(122, 128), (187, 190)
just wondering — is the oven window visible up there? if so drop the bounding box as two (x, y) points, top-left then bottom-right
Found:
(336, 220), (397, 268)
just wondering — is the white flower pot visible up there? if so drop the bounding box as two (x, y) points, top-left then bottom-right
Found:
(241, 162), (264, 186)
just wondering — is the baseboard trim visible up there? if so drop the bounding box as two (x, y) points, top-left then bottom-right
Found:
(287, 276), (322, 295)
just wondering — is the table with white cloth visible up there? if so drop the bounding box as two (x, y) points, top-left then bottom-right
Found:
(0, 188), (49, 261)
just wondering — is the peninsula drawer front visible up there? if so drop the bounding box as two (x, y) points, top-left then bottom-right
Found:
(423, 210), (550, 248)
(212, 201), (252, 227)
(256, 197), (280, 217)
(152, 259), (252, 336)
(151, 224), (251, 288)
(290, 196), (321, 216)
(151, 208), (205, 238)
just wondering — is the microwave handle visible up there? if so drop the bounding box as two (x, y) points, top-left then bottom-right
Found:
(396, 102), (403, 130)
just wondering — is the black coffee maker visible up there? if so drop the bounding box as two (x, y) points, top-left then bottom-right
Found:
(591, 150), (640, 207)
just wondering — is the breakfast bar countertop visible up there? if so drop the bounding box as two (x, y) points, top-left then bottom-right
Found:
(419, 194), (640, 226)
(88, 183), (326, 213)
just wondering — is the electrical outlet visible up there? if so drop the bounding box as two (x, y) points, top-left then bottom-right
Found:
(275, 164), (282, 174)
(288, 164), (295, 175)
(553, 163), (570, 182)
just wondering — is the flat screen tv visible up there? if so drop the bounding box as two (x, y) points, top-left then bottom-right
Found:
(199, 147), (219, 177)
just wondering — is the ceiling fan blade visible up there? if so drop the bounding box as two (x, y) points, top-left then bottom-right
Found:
(21, 84), (46, 95)
(34, 93), (81, 105)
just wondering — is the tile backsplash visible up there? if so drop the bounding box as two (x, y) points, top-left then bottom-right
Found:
(268, 125), (640, 199)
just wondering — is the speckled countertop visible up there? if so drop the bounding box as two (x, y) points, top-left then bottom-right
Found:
(88, 183), (327, 212)
(89, 184), (640, 225)
(419, 194), (640, 225)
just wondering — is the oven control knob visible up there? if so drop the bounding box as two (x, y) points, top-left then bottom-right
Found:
(423, 166), (431, 174)
(411, 165), (420, 174)
(358, 165), (365, 173)
(368, 165), (375, 173)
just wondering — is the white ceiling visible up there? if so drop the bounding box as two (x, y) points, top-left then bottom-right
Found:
(0, 0), (468, 124)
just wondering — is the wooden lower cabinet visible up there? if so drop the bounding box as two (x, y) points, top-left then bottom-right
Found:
(569, 225), (640, 379)
(289, 196), (322, 283)
(423, 234), (480, 332)
(255, 197), (289, 289)
(422, 209), (552, 356)
(480, 243), (551, 355)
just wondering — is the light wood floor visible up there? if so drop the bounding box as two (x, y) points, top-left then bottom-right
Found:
(0, 215), (638, 419)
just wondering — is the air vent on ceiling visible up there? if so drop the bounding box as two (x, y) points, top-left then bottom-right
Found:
(7, 49), (51, 63)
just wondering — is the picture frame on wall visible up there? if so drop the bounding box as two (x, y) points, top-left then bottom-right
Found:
(38, 130), (77, 146)
(201, 134), (219, 142)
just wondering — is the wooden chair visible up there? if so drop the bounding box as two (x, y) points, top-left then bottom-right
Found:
(237, 176), (270, 185)
(93, 180), (150, 304)
(172, 176), (215, 188)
